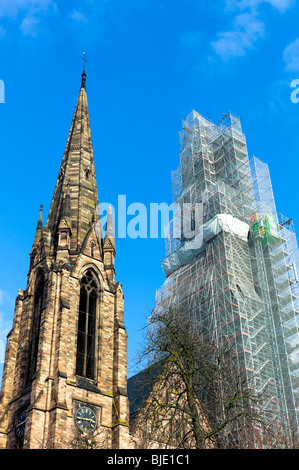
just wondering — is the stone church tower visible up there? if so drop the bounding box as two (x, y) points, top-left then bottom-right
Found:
(0, 71), (130, 449)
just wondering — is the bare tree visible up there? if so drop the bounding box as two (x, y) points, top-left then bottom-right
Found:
(33, 423), (111, 449)
(254, 415), (299, 449)
(68, 428), (111, 449)
(130, 307), (264, 449)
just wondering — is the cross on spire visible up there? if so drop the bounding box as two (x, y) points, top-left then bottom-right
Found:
(81, 51), (89, 73)
(80, 52), (89, 89)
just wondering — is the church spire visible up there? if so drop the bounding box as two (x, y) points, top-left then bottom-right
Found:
(0, 66), (130, 451)
(45, 69), (100, 259)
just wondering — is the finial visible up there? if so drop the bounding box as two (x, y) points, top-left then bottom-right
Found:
(80, 51), (89, 89)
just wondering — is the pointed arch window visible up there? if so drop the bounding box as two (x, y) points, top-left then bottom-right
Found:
(26, 272), (45, 383)
(76, 270), (98, 379)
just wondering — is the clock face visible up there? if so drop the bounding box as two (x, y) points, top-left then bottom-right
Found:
(75, 405), (97, 433)
(15, 410), (27, 438)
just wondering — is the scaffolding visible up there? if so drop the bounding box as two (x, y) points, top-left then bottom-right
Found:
(155, 110), (299, 439)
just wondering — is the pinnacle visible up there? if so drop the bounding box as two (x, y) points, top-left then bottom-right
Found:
(30, 204), (43, 256)
(104, 206), (115, 249)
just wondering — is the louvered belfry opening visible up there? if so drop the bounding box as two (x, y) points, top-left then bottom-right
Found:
(76, 270), (98, 380)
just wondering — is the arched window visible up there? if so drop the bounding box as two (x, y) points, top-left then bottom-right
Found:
(76, 270), (98, 379)
(26, 273), (45, 383)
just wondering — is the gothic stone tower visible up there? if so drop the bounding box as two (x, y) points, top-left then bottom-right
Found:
(0, 71), (130, 449)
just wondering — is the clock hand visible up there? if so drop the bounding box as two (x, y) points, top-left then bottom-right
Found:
(17, 420), (26, 427)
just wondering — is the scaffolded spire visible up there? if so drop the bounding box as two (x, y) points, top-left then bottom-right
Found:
(46, 70), (99, 256)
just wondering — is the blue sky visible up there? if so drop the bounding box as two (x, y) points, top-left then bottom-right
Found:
(1, 0), (299, 380)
